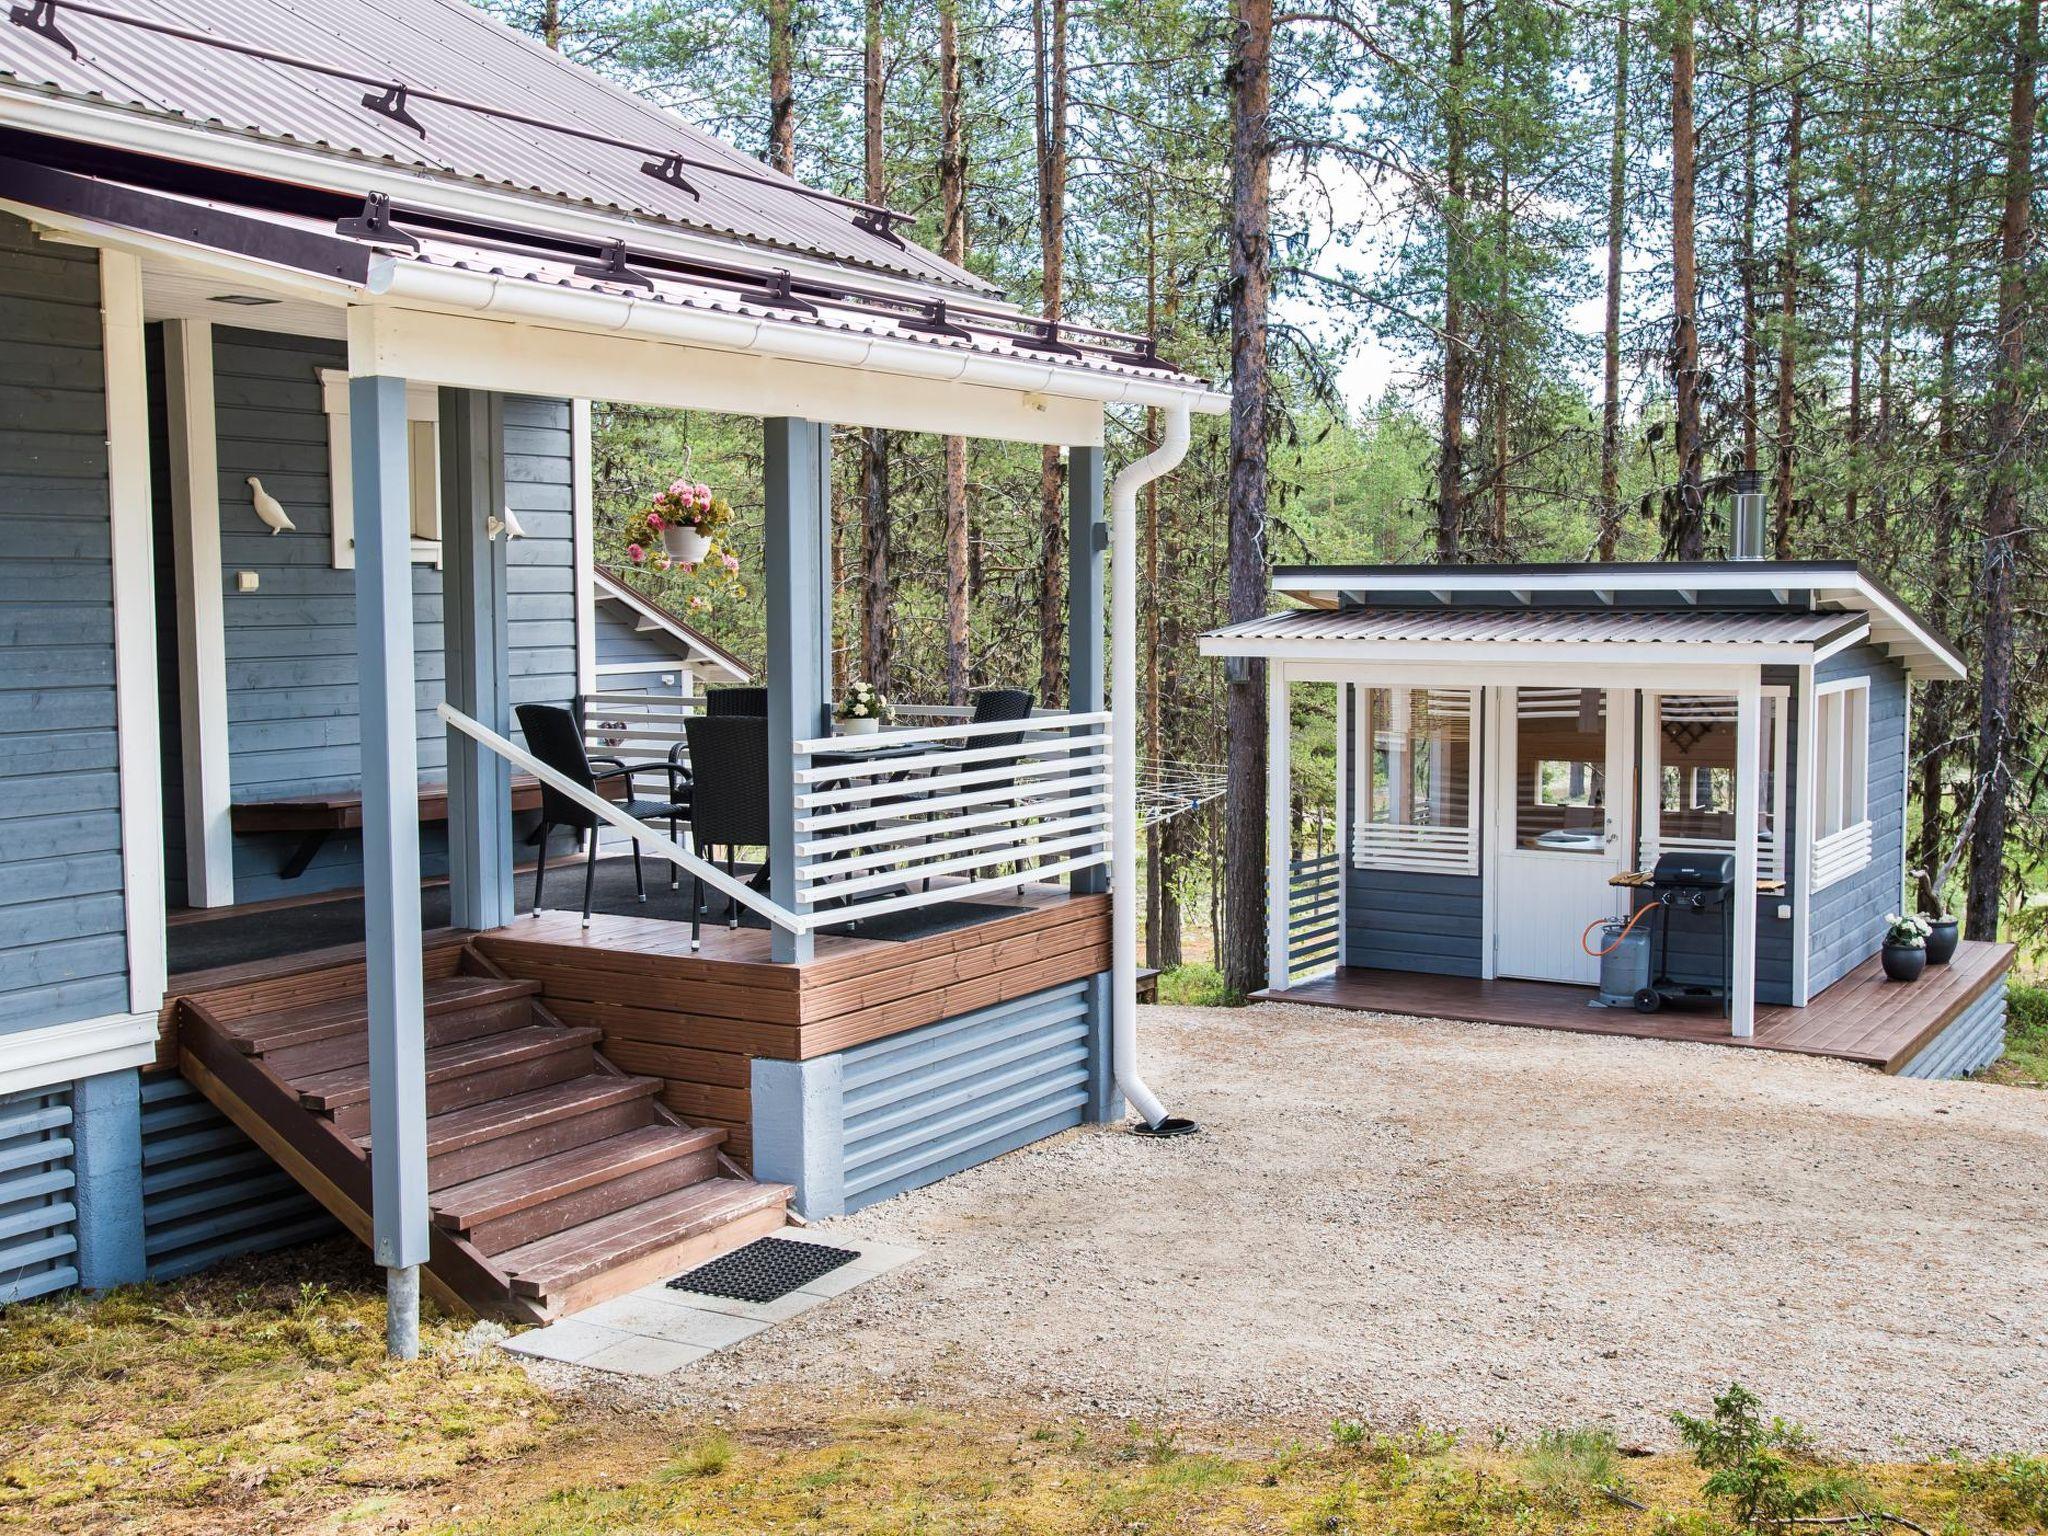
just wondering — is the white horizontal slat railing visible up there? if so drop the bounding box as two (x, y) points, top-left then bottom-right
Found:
(1812, 820), (1874, 890)
(579, 689), (702, 772)
(1352, 821), (1478, 875)
(790, 711), (1113, 925)
(1643, 833), (1784, 883)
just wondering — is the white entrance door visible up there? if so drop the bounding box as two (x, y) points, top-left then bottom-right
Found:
(1491, 686), (1634, 984)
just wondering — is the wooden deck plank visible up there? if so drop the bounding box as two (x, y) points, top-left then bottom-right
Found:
(1259, 941), (2014, 1071)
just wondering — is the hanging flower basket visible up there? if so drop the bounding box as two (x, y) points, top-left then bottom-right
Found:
(627, 476), (733, 573)
(661, 523), (712, 564)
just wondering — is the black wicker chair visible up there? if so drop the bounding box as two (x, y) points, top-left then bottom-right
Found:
(704, 685), (768, 717)
(516, 703), (692, 924)
(682, 713), (774, 949)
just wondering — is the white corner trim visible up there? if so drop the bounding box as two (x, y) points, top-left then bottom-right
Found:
(164, 318), (235, 909)
(1792, 663), (1817, 1006)
(571, 399), (597, 698)
(100, 248), (168, 1017)
(0, 1011), (160, 1098)
(319, 369), (441, 571)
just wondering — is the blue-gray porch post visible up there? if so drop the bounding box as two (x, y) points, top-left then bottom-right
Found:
(440, 389), (515, 932)
(764, 417), (831, 965)
(1067, 443), (1120, 1122)
(71, 1069), (145, 1290)
(350, 375), (430, 1358)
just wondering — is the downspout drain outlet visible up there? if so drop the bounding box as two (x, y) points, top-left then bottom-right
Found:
(1130, 1115), (1201, 1138)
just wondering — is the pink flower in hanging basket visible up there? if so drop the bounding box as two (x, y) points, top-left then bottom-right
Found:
(654, 553), (673, 571)
(646, 510), (665, 532)
(669, 478), (691, 499)
(688, 595), (709, 610)
(693, 482), (713, 509)
(722, 552), (741, 573)
(626, 542), (645, 564)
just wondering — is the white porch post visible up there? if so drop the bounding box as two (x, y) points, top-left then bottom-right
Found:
(1266, 661), (1291, 991)
(1731, 673), (1763, 1038)
(764, 417), (830, 965)
(350, 374), (430, 1357)
(163, 319), (234, 908)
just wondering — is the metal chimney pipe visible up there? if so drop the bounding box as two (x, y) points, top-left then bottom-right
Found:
(1730, 470), (1767, 561)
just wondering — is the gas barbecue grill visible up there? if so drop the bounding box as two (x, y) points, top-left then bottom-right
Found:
(1631, 850), (1737, 1015)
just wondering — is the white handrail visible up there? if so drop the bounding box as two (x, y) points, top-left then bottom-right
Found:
(438, 702), (806, 934)
(792, 710), (1110, 755)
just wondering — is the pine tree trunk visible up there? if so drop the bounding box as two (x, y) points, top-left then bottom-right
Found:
(1033, 0), (1070, 706)
(939, 2), (971, 705)
(541, 0), (562, 49)
(1773, 0), (1804, 555)
(1739, 0), (1759, 473)
(859, 0), (892, 694)
(767, 0), (795, 174)
(1436, 0), (1467, 562)
(1597, 5), (1629, 560)
(1669, 0), (1705, 559)
(1223, 0), (1273, 999)
(1965, 0), (2038, 940)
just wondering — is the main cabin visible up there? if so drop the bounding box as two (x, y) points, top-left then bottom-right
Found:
(1203, 561), (2012, 1078)
(0, 0), (1221, 1320)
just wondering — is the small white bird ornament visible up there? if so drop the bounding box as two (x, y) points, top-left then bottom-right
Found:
(248, 476), (295, 535)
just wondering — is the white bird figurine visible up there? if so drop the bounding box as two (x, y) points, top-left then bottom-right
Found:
(248, 476), (294, 535)
(487, 505), (526, 542)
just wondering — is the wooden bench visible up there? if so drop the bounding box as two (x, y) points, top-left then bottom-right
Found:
(232, 775), (632, 880)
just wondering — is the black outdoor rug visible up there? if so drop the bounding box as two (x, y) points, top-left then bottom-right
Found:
(667, 1236), (860, 1304)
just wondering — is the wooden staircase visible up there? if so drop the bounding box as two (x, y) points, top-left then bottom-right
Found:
(175, 942), (790, 1323)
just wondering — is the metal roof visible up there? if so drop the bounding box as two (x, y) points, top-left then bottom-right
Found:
(591, 568), (750, 682)
(1202, 606), (1866, 648)
(0, 0), (989, 295)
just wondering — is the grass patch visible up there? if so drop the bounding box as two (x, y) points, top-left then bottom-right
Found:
(1157, 962), (1241, 1006)
(1522, 1426), (1625, 1510)
(1983, 980), (2048, 1085)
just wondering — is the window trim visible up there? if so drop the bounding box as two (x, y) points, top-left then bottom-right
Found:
(318, 369), (444, 571)
(1351, 685), (1480, 876)
(1639, 686), (1789, 884)
(1811, 676), (1873, 890)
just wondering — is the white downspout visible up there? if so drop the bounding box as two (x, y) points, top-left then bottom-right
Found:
(1110, 404), (1191, 1129)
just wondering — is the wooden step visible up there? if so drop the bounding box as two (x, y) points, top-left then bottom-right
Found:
(415, 1074), (665, 1190)
(311, 1025), (601, 1136)
(227, 977), (541, 1055)
(498, 1177), (791, 1309)
(263, 994), (536, 1081)
(438, 1125), (730, 1255)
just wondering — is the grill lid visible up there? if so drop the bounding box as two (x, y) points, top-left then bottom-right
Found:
(1650, 850), (1737, 887)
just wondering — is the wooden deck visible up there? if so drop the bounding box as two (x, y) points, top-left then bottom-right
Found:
(474, 884), (1110, 1163)
(1259, 939), (2015, 1073)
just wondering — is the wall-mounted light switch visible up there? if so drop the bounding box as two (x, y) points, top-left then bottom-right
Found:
(236, 571), (259, 592)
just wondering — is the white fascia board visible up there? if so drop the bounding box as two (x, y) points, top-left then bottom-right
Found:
(0, 84), (995, 306)
(1195, 636), (1821, 668)
(595, 583), (751, 681)
(1279, 658), (1762, 692)
(0, 1011), (160, 1098)
(1271, 568), (1962, 682)
(1810, 623), (1873, 665)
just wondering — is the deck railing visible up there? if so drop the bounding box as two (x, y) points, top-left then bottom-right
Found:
(1287, 850), (1342, 980)
(790, 711), (1112, 924)
(580, 689), (701, 772)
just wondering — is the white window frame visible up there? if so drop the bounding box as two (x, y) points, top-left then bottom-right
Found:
(1811, 676), (1873, 889)
(1350, 685), (1480, 875)
(1639, 687), (1789, 884)
(318, 369), (444, 570)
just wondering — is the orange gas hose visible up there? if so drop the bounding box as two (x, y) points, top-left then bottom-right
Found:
(1581, 902), (1659, 958)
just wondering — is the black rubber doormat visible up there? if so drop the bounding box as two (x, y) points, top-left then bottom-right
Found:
(668, 1236), (860, 1304)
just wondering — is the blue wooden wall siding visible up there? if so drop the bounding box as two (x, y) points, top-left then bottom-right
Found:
(146, 327), (191, 910)
(0, 1086), (80, 1304)
(0, 215), (129, 1033)
(1808, 644), (1909, 995)
(1346, 869), (1488, 977)
(593, 608), (693, 695)
(199, 327), (578, 901)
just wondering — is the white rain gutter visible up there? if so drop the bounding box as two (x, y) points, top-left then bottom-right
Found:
(368, 256), (1230, 417)
(1109, 403), (1192, 1129)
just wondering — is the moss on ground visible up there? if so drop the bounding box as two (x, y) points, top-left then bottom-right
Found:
(2, 1248), (2042, 1535)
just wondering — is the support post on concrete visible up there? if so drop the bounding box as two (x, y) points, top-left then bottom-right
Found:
(441, 388), (515, 932)
(1731, 673), (1763, 1040)
(71, 1069), (145, 1290)
(764, 417), (831, 965)
(750, 1056), (845, 1219)
(1067, 442), (1108, 898)
(1266, 662), (1292, 992)
(351, 374), (429, 1359)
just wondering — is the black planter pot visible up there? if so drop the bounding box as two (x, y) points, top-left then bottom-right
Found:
(1882, 943), (1927, 983)
(1925, 919), (1960, 966)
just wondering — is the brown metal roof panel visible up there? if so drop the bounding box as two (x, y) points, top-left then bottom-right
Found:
(0, 0), (987, 292)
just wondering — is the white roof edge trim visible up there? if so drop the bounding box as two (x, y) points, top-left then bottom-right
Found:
(592, 575), (749, 681)
(372, 258), (1231, 415)
(1269, 569), (1964, 682)
(1194, 636), (1826, 666)
(0, 84), (999, 305)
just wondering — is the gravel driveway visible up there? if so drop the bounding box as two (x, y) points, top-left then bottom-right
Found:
(571, 1001), (2048, 1456)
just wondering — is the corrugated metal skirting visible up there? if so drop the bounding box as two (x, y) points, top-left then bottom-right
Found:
(1897, 977), (2009, 1081)
(839, 981), (1093, 1214)
(140, 1072), (336, 1280)
(0, 1087), (79, 1305)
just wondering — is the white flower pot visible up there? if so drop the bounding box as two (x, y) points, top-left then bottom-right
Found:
(661, 525), (712, 565)
(839, 716), (880, 735)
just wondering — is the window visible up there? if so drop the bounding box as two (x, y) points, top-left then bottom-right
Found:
(1641, 691), (1786, 881)
(318, 370), (443, 571)
(1352, 686), (1477, 874)
(1812, 679), (1872, 888)
(1513, 687), (1608, 854)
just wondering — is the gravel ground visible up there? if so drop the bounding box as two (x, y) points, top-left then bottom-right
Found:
(546, 1001), (2048, 1456)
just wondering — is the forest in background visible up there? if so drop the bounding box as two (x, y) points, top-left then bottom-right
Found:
(483, 0), (2043, 985)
